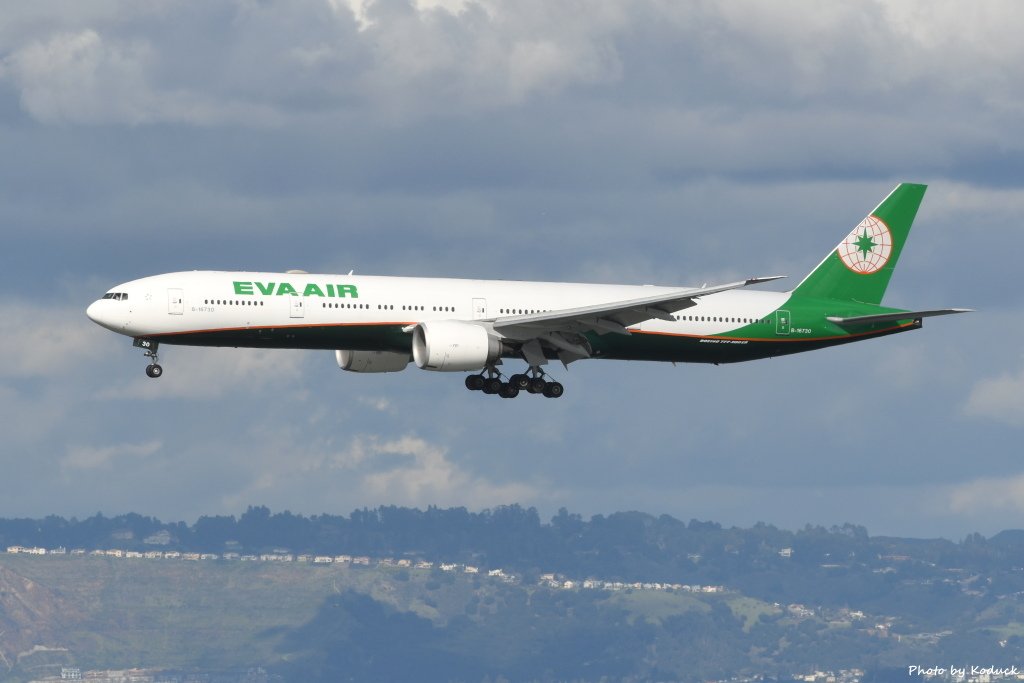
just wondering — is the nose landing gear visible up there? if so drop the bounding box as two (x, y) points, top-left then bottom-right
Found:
(134, 338), (163, 378)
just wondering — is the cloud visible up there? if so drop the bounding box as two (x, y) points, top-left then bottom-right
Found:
(964, 363), (1024, 426)
(0, 28), (281, 126)
(338, 435), (540, 508)
(0, 1), (623, 125)
(0, 302), (105, 379)
(357, 396), (393, 412)
(2, 30), (161, 125)
(62, 439), (162, 471)
(94, 348), (310, 401)
(950, 474), (1024, 515)
(0, 0), (1021, 130)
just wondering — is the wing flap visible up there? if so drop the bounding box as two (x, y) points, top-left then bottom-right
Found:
(492, 276), (785, 339)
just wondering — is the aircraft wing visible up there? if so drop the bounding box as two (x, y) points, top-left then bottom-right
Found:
(826, 308), (972, 326)
(492, 276), (785, 341)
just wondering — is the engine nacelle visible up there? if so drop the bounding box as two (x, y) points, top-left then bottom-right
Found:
(335, 349), (410, 373)
(411, 321), (501, 372)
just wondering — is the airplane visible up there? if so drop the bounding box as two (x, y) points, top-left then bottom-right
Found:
(86, 183), (969, 398)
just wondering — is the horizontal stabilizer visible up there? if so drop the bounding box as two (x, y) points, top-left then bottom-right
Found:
(827, 308), (972, 326)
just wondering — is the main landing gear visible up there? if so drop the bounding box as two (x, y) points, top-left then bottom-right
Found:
(134, 338), (163, 378)
(464, 366), (564, 399)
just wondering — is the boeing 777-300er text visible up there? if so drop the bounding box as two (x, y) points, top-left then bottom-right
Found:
(87, 183), (969, 398)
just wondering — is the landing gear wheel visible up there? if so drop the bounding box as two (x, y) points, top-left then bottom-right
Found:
(527, 377), (547, 394)
(509, 374), (530, 390)
(542, 381), (564, 398)
(137, 339), (162, 378)
(465, 375), (485, 391)
(498, 383), (520, 398)
(482, 377), (503, 395)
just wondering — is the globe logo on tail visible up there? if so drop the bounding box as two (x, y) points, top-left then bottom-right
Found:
(837, 215), (893, 274)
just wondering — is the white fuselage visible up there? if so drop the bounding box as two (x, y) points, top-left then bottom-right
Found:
(86, 270), (788, 345)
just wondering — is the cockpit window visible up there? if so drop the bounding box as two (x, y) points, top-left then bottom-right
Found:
(102, 292), (128, 301)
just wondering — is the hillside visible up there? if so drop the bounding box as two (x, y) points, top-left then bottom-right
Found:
(3, 508), (1024, 682)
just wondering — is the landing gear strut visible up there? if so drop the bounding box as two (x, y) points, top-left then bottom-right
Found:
(135, 338), (162, 378)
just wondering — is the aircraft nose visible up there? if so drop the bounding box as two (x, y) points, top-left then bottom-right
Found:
(86, 300), (102, 324)
(86, 300), (116, 330)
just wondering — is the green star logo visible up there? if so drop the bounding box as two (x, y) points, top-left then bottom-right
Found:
(838, 216), (893, 274)
(854, 230), (876, 259)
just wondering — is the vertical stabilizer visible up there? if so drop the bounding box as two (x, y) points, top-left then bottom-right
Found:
(790, 183), (926, 305)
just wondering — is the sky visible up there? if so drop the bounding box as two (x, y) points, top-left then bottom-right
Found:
(1, 0), (1023, 540)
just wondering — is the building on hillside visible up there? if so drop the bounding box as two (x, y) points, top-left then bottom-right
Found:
(143, 530), (172, 545)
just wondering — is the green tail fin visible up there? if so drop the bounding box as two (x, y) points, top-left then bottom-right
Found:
(790, 183), (926, 305)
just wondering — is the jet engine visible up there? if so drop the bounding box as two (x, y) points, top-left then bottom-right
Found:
(411, 321), (502, 371)
(335, 349), (410, 373)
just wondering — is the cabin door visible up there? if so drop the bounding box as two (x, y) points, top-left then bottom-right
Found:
(168, 289), (184, 315)
(775, 310), (791, 336)
(290, 296), (305, 319)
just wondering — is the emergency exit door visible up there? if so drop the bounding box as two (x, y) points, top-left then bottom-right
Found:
(472, 298), (487, 320)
